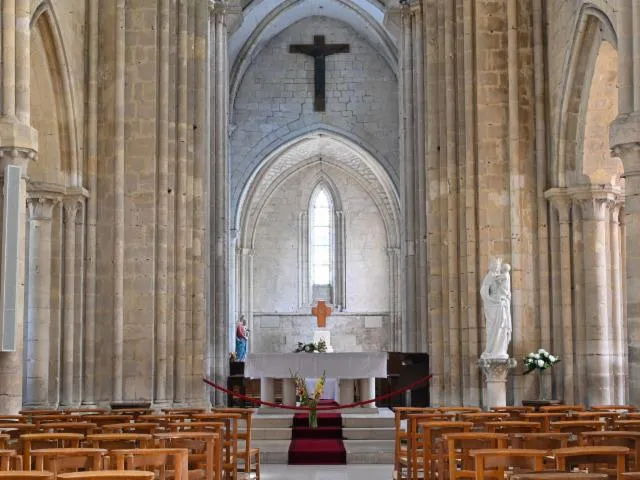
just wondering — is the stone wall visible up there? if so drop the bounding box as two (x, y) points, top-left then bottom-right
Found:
(230, 15), (399, 217)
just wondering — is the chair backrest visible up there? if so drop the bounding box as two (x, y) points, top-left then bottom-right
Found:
(470, 448), (547, 480)
(0, 450), (17, 471)
(485, 421), (540, 434)
(137, 415), (188, 425)
(57, 472), (154, 480)
(20, 433), (84, 470)
(0, 435), (8, 449)
(540, 405), (586, 413)
(511, 473), (607, 480)
(85, 434), (153, 450)
(615, 420), (640, 431)
(509, 432), (571, 450)
(80, 416), (134, 427)
(554, 446), (629, 479)
(112, 448), (188, 480)
(31, 448), (107, 475)
(0, 472), (54, 479)
(550, 420), (606, 436)
(61, 409), (109, 416)
(444, 432), (509, 480)
(459, 413), (510, 427)
(592, 406), (637, 413)
(160, 408), (206, 416)
(100, 424), (158, 435)
(521, 413), (568, 431)
(39, 423), (97, 435)
(154, 432), (220, 480)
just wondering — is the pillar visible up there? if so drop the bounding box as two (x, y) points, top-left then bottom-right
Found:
(60, 201), (78, 406)
(575, 188), (617, 406)
(478, 358), (517, 409)
(610, 201), (626, 404)
(24, 196), (55, 407)
(611, 113), (640, 403)
(210, 1), (231, 405)
(546, 190), (574, 404)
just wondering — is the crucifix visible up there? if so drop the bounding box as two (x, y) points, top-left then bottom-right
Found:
(312, 300), (332, 328)
(289, 35), (350, 112)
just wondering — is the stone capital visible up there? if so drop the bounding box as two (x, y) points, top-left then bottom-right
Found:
(610, 112), (640, 178)
(478, 357), (517, 382)
(545, 188), (571, 223)
(569, 186), (620, 222)
(62, 200), (80, 224)
(27, 197), (55, 221)
(0, 146), (36, 172)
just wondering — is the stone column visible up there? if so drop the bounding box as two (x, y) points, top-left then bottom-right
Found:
(282, 378), (296, 407)
(478, 358), (517, 409)
(610, 201), (626, 404)
(24, 196), (55, 407)
(60, 201), (78, 406)
(546, 190), (574, 404)
(0, 148), (34, 413)
(611, 113), (640, 403)
(210, 1), (231, 405)
(575, 188), (617, 406)
(0, 0), (37, 413)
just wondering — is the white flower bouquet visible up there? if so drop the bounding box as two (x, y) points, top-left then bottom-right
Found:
(523, 348), (560, 374)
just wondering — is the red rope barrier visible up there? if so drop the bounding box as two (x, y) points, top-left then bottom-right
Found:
(203, 374), (432, 411)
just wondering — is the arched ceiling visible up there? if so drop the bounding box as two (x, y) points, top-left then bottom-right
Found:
(229, 0), (398, 101)
(237, 132), (400, 246)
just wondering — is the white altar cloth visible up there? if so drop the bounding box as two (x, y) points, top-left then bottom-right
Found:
(244, 352), (388, 379)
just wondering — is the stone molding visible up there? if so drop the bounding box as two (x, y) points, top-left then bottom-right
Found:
(26, 197), (55, 221)
(0, 146), (36, 171)
(478, 357), (517, 382)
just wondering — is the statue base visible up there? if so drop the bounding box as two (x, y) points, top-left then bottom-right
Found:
(314, 330), (333, 352)
(478, 357), (517, 409)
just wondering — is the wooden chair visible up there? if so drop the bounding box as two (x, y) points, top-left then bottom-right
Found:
(0, 417), (26, 424)
(444, 432), (508, 480)
(160, 408), (206, 417)
(393, 408), (441, 480)
(511, 473), (607, 480)
(212, 408), (259, 480)
(85, 434), (153, 469)
(32, 417), (75, 428)
(0, 435), (8, 449)
(0, 425), (38, 441)
(112, 448), (188, 480)
(79, 416), (134, 428)
(0, 472), (53, 479)
(550, 421), (606, 443)
(31, 448), (107, 477)
(197, 413), (239, 480)
(57, 472), (153, 480)
(100, 424), (159, 435)
(509, 432), (571, 469)
(20, 433), (84, 470)
(541, 405), (586, 413)
(490, 406), (535, 420)
(614, 421), (640, 432)
(38, 423), (97, 436)
(459, 413), (510, 430)
(19, 411), (59, 419)
(593, 406), (638, 413)
(485, 421), (540, 434)
(470, 448), (547, 480)
(439, 407), (482, 413)
(554, 446), (629, 480)
(137, 415), (188, 426)
(415, 421), (473, 480)
(522, 413), (568, 432)
(108, 410), (153, 420)
(154, 431), (221, 480)
(580, 431), (640, 471)
(0, 450), (17, 471)
(62, 409), (109, 416)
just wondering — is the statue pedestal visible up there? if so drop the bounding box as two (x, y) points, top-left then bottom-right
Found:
(314, 330), (333, 352)
(478, 357), (516, 409)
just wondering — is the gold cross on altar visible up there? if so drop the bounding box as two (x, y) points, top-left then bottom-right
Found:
(312, 301), (332, 328)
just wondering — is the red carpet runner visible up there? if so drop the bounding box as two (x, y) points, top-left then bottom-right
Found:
(288, 400), (347, 465)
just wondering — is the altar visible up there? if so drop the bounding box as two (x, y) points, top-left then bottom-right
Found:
(244, 352), (387, 407)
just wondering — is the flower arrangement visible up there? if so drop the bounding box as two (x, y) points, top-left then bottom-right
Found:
(294, 338), (327, 353)
(523, 348), (560, 374)
(291, 370), (326, 428)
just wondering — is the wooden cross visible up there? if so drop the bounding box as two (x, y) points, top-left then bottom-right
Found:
(312, 301), (332, 328)
(289, 35), (350, 112)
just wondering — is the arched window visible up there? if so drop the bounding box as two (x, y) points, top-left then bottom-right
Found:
(298, 181), (345, 310)
(309, 187), (333, 289)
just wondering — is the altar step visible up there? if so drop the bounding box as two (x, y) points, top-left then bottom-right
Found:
(252, 408), (395, 464)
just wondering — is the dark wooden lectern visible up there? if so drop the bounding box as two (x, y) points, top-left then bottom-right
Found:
(376, 352), (430, 408)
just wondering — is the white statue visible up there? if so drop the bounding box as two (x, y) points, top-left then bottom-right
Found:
(480, 258), (512, 359)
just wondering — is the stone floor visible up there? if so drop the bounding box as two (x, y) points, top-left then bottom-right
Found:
(259, 464), (393, 479)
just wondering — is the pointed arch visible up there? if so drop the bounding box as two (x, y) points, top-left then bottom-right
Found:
(30, 1), (81, 186)
(554, 4), (618, 187)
